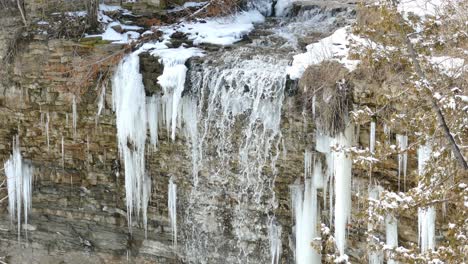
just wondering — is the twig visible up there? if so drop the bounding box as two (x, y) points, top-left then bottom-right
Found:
(0, 195), (8, 203)
(16, 0), (28, 27)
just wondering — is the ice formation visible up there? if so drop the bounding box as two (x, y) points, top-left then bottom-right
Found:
(165, 11), (264, 46)
(72, 95), (78, 139)
(149, 47), (204, 141)
(331, 126), (353, 257)
(146, 95), (160, 148)
(268, 219), (282, 264)
(370, 121), (376, 153)
(291, 151), (321, 264)
(386, 215), (398, 264)
(396, 134), (408, 191)
(275, 0), (294, 16)
(417, 143), (435, 252)
(4, 136), (34, 240)
(168, 177), (177, 249)
(45, 112), (50, 151)
(112, 52), (149, 232)
(368, 186), (383, 264)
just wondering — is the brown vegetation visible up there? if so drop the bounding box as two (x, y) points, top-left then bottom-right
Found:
(299, 61), (352, 136)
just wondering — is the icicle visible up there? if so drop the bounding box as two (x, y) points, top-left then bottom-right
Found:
(368, 186), (383, 264)
(150, 47), (204, 141)
(311, 94), (316, 118)
(291, 181), (321, 264)
(268, 219), (282, 264)
(112, 52), (149, 233)
(61, 136), (64, 169)
(146, 95), (160, 148)
(72, 95), (78, 139)
(96, 84), (106, 125)
(386, 215), (398, 264)
(370, 121), (376, 153)
(313, 158), (324, 190)
(332, 125), (353, 257)
(4, 136), (34, 241)
(168, 177), (177, 249)
(45, 112), (50, 151)
(142, 174), (151, 238)
(383, 123), (391, 144)
(396, 134), (408, 191)
(291, 150), (321, 264)
(417, 143), (435, 253)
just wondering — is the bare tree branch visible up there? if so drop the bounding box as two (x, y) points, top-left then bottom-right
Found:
(400, 32), (468, 170)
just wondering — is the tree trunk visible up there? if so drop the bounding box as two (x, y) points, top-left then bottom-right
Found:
(86, 0), (99, 31)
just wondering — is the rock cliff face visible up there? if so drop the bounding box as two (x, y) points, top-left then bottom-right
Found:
(0, 2), (416, 264)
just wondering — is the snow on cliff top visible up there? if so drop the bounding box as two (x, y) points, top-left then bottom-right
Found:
(287, 27), (362, 79)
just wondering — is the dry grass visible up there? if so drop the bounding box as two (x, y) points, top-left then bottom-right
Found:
(299, 61), (351, 136)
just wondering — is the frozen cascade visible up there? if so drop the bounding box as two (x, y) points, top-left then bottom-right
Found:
(331, 125), (354, 257)
(4, 136), (34, 240)
(368, 186), (383, 264)
(370, 121), (376, 153)
(72, 95), (78, 139)
(417, 143), (435, 252)
(291, 150), (321, 264)
(385, 215), (398, 264)
(183, 54), (287, 263)
(112, 52), (149, 232)
(396, 134), (408, 191)
(168, 177), (177, 249)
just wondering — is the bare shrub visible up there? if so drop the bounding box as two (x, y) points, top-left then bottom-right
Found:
(299, 61), (352, 136)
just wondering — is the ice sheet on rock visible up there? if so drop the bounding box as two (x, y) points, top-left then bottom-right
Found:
(170, 10), (265, 46)
(287, 27), (362, 79)
(4, 136), (34, 241)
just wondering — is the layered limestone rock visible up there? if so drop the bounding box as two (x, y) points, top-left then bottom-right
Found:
(0, 2), (421, 264)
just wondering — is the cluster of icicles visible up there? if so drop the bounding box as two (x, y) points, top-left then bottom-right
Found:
(111, 46), (201, 243)
(3, 136), (34, 241)
(289, 121), (436, 264)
